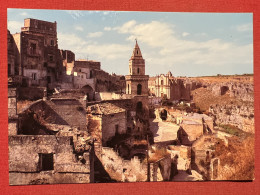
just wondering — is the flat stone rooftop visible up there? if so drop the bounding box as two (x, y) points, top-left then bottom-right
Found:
(150, 119), (180, 143)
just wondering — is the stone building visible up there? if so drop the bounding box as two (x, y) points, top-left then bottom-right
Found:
(125, 40), (149, 97)
(60, 49), (75, 75)
(72, 60), (99, 100)
(8, 30), (19, 80)
(86, 102), (127, 146)
(150, 72), (192, 101)
(8, 86), (93, 185)
(11, 18), (63, 89)
(125, 40), (149, 117)
(154, 71), (173, 99)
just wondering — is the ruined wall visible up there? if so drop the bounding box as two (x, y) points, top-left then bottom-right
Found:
(168, 145), (191, 171)
(9, 135), (90, 185)
(87, 114), (102, 144)
(94, 69), (125, 93)
(19, 99), (87, 132)
(102, 112), (126, 146)
(100, 147), (147, 182)
(171, 78), (192, 101)
(45, 99), (87, 131)
(8, 87), (18, 135)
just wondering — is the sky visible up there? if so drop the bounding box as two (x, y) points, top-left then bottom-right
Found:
(7, 9), (253, 77)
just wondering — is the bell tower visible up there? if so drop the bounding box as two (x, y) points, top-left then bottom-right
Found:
(126, 40), (149, 96)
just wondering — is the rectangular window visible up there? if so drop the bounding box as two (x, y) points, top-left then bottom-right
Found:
(39, 153), (54, 171)
(49, 55), (54, 62)
(30, 43), (36, 55)
(32, 73), (37, 80)
(50, 40), (54, 46)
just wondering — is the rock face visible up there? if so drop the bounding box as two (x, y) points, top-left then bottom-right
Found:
(207, 82), (254, 102)
(207, 82), (254, 133)
(209, 104), (254, 133)
(188, 75), (254, 133)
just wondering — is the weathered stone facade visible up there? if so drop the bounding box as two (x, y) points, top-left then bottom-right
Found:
(8, 86), (18, 136)
(9, 135), (92, 185)
(8, 89), (93, 185)
(150, 73), (193, 101)
(12, 18), (63, 89)
(86, 102), (127, 146)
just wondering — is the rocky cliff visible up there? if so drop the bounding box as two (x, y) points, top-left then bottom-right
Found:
(189, 75), (254, 133)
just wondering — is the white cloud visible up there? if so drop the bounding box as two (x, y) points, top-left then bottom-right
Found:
(111, 20), (253, 75)
(85, 44), (131, 60)
(114, 20), (137, 34)
(8, 20), (23, 34)
(104, 27), (112, 31)
(236, 23), (252, 32)
(65, 10), (84, 19)
(87, 31), (103, 38)
(57, 19), (253, 76)
(58, 32), (130, 62)
(58, 32), (88, 52)
(75, 26), (84, 31)
(182, 32), (190, 37)
(20, 12), (28, 16)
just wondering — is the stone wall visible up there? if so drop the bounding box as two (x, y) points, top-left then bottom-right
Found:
(17, 86), (45, 100)
(95, 92), (122, 101)
(9, 135), (91, 185)
(8, 87), (18, 136)
(100, 147), (147, 182)
(102, 112), (127, 146)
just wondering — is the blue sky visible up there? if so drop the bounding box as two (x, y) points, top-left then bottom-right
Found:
(8, 9), (253, 77)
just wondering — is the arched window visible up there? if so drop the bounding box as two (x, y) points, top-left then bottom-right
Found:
(128, 84), (130, 94)
(137, 84), (142, 95)
(161, 80), (164, 85)
(137, 68), (140, 74)
(130, 68), (131, 74)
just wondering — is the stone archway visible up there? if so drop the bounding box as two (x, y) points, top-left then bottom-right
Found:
(81, 85), (94, 101)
